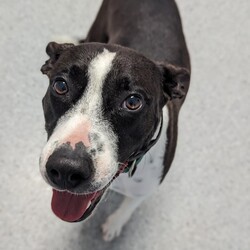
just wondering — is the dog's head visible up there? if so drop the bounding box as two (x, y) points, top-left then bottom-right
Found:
(40, 42), (189, 222)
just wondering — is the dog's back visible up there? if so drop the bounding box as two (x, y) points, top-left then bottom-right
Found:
(85, 0), (190, 69)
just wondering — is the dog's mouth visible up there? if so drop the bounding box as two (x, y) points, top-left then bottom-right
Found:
(51, 163), (128, 222)
(51, 189), (103, 222)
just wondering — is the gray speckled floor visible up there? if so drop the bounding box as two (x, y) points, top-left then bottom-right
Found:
(0, 1), (250, 249)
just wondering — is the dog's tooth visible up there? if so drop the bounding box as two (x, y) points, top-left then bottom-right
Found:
(87, 201), (91, 209)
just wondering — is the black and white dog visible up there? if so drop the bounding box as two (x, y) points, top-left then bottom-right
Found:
(40, 0), (190, 241)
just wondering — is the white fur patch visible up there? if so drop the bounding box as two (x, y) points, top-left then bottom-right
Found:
(40, 49), (117, 192)
(110, 105), (169, 198)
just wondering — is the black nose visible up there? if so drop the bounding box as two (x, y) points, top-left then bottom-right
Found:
(46, 145), (93, 190)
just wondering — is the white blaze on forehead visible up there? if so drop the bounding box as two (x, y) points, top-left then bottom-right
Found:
(40, 49), (118, 190)
(85, 49), (116, 115)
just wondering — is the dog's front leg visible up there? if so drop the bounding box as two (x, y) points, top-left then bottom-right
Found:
(101, 195), (144, 241)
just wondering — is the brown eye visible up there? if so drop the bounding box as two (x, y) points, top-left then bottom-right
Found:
(123, 95), (143, 111)
(53, 80), (68, 95)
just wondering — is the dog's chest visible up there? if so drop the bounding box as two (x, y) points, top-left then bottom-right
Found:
(110, 106), (168, 198)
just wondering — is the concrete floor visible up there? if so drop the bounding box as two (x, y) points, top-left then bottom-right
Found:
(0, 0), (249, 249)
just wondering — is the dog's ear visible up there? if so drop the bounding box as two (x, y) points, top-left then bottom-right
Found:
(41, 42), (75, 76)
(157, 62), (190, 101)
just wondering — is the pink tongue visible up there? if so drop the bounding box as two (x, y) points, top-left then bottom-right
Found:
(51, 189), (96, 222)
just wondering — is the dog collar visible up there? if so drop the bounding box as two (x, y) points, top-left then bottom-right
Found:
(122, 114), (163, 177)
(122, 156), (143, 177)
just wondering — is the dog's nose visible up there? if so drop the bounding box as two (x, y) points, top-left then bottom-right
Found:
(45, 146), (93, 190)
(46, 158), (92, 189)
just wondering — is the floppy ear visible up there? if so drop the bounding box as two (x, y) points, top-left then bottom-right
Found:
(41, 42), (75, 76)
(157, 62), (190, 101)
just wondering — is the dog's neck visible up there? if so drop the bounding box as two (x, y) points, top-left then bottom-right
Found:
(122, 107), (165, 177)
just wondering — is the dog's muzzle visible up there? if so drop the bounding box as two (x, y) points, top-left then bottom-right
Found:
(43, 141), (128, 222)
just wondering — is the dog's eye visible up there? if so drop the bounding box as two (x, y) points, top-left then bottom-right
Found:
(53, 80), (68, 95)
(123, 95), (143, 111)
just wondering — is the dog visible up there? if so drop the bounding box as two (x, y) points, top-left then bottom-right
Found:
(40, 0), (190, 241)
